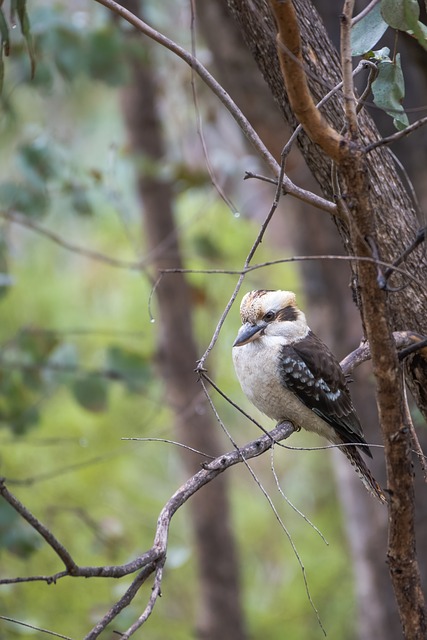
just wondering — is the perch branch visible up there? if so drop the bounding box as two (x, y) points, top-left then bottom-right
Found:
(365, 115), (427, 152)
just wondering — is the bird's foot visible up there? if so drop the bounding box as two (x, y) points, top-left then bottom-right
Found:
(276, 420), (300, 432)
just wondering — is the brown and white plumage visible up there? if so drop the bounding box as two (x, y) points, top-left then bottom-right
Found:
(232, 290), (385, 503)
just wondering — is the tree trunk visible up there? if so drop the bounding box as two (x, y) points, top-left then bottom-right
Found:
(120, 4), (247, 638)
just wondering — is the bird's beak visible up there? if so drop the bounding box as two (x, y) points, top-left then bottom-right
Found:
(233, 321), (266, 347)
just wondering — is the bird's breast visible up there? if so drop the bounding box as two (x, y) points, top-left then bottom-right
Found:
(232, 340), (297, 421)
(232, 339), (336, 438)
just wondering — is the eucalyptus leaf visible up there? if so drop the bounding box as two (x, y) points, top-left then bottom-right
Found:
(381, 0), (427, 51)
(371, 53), (409, 130)
(72, 375), (108, 413)
(106, 346), (150, 393)
(351, 3), (388, 56)
(15, 0), (36, 78)
(381, 0), (412, 30)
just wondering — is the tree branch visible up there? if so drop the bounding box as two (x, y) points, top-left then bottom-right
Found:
(269, 0), (344, 162)
(94, 0), (336, 214)
(2, 323), (425, 634)
(365, 115), (427, 152)
(0, 210), (145, 272)
(340, 0), (358, 139)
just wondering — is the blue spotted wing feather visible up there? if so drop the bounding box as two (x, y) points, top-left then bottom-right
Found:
(279, 331), (372, 457)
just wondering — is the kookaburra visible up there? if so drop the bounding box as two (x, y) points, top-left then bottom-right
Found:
(232, 290), (385, 503)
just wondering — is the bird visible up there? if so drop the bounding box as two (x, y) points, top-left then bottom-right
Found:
(232, 289), (386, 503)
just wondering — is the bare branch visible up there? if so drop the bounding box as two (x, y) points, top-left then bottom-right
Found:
(268, 0), (344, 162)
(0, 616), (73, 640)
(2, 322), (423, 632)
(351, 0), (381, 25)
(196, 193), (283, 371)
(0, 478), (78, 573)
(365, 115), (427, 152)
(340, 1), (358, 138)
(84, 566), (156, 639)
(1, 211), (145, 272)
(340, 331), (427, 374)
(94, 0), (336, 215)
(160, 254), (425, 290)
(403, 382), (427, 482)
(120, 564), (165, 639)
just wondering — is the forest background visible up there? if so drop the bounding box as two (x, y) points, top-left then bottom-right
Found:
(0, 1), (426, 639)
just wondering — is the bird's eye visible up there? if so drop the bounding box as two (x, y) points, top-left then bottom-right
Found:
(263, 311), (276, 322)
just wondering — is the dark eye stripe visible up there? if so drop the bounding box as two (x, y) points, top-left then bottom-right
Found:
(276, 306), (298, 322)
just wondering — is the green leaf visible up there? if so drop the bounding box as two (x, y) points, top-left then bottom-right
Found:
(15, 0), (36, 78)
(19, 328), (59, 361)
(371, 53), (409, 130)
(381, 0), (412, 30)
(0, 181), (49, 216)
(72, 375), (108, 412)
(0, 7), (9, 94)
(45, 26), (86, 80)
(351, 3), (389, 56)
(0, 502), (41, 557)
(0, 232), (11, 300)
(46, 342), (78, 385)
(86, 27), (127, 86)
(0, 370), (41, 434)
(106, 346), (150, 393)
(62, 181), (94, 216)
(18, 138), (60, 183)
(381, 0), (427, 51)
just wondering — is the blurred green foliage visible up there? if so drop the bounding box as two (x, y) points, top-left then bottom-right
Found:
(0, 2), (355, 638)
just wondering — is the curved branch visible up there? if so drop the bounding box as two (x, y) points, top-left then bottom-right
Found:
(269, 0), (344, 162)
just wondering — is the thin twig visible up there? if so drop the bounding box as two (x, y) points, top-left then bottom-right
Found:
(351, 0), (381, 25)
(383, 227), (426, 284)
(403, 381), (427, 482)
(0, 616), (73, 640)
(160, 254), (424, 289)
(95, 0), (335, 214)
(122, 437), (215, 459)
(340, 0), (358, 139)
(120, 563), (165, 639)
(0, 479), (78, 573)
(84, 567), (155, 640)
(1, 211), (144, 271)
(188, 0), (237, 214)
(196, 195), (282, 371)
(365, 115), (427, 152)
(198, 376), (325, 635)
(270, 448), (329, 544)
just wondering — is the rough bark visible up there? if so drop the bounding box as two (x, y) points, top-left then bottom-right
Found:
(120, 4), (247, 638)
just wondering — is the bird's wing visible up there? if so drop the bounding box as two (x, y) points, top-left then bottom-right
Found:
(279, 331), (372, 457)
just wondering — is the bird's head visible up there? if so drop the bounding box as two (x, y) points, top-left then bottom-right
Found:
(233, 290), (309, 347)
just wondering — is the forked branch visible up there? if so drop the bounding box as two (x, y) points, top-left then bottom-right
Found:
(1, 331), (425, 636)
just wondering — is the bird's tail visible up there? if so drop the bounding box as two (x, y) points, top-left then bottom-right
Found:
(343, 446), (387, 504)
